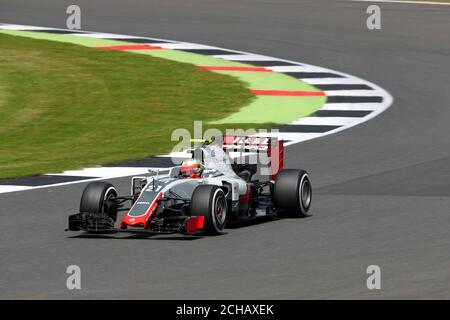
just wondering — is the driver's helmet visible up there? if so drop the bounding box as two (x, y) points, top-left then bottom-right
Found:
(180, 159), (204, 179)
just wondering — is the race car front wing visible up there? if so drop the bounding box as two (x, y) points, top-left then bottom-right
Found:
(67, 212), (205, 234)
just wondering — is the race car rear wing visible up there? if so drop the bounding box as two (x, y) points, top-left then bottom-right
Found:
(222, 136), (284, 180)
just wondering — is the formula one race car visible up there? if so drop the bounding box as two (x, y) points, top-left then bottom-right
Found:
(67, 136), (312, 236)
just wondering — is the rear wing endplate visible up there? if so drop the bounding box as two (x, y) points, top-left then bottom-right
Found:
(222, 136), (284, 180)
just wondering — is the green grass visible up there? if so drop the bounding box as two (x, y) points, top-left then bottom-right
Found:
(0, 33), (263, 179)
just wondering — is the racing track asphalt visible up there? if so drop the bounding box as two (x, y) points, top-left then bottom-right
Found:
(1, 0), (450, 299)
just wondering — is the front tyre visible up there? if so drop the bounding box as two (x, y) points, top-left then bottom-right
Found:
(79, 181), (118, 221)
(190, 185), (227, 235)
(274, 169), (312, 217)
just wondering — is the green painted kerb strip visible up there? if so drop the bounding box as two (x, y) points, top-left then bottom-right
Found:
(0, 29), (326, 124)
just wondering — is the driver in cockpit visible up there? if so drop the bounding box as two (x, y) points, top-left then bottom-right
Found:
(179, 159), (204, 179)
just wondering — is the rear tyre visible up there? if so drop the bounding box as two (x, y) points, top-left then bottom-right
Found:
(79, 181), (118, 220)
(190, 185), (227, 235)
(274, 169), (312, 217)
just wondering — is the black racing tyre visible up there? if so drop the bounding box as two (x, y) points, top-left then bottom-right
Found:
(190, 185), (227, 235)
(273, 169), (312, 217)
(79, 181), (118, 220)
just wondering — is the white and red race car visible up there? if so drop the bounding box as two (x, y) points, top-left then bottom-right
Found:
(67, 136), (312, 236)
